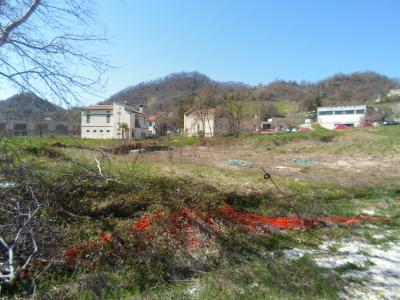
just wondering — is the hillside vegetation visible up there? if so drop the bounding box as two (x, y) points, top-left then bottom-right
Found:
(1, 71), (399, 123)
(104, 71), (399, 115)
(0, 92), (64, 119)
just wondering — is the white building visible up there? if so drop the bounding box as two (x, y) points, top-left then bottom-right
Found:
(387, 89), (400, 97)
(184, 108), (217, 137)
(81, 103), (149, 139)
(317, 105), (367, 129)
(184, 107), (237, 137)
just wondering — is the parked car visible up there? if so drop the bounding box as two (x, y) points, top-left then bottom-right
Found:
(334, 125), (352, 130)
(286, 127), (298, 132)
(383, 118), (400, 126)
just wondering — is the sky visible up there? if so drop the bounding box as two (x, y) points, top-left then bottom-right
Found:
(1, 0), (400, 103)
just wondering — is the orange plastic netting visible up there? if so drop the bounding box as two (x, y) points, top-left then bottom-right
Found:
(133, 202), (388, 232)
(64, 202), (388, 260)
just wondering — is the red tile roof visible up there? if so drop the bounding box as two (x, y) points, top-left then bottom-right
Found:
(184, 107), (216, 115)
(148, 115), (157, 121)
(82, 105), (113, 110)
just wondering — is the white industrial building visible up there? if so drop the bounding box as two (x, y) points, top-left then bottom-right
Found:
(0, 118), (71, 136)
(81, 102), (149, 139)
(317, 105), (367, 129)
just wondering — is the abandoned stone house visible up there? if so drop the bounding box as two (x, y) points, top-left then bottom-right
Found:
(183, 107), (259, 137)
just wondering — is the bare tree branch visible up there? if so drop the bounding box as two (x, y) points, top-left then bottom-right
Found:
(0, 0), (41, 47)
(0, 0), (109, 105)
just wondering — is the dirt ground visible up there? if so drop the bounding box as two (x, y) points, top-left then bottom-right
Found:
(134, 138), (400, 194)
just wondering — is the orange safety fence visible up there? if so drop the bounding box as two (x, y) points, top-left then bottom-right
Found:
(64, 232), (113, 261)
(218, 202), (389, 230)
(133, 202), (389, 232)
(64, 202), (389, 260)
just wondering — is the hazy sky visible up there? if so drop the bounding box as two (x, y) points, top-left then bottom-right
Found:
(1, 0), (399, 103)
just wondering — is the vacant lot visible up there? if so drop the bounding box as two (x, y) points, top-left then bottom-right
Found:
(1, 126), (399, 299)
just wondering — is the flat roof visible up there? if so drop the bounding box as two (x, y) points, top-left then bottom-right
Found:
(317, 105), (366, 111)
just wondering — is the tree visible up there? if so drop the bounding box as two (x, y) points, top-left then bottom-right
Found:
(0, 0), (109, 105)
(192, 95), (212, 138)
(0, 1), (108, 293)
(262, 103), (280, 120)
(181, 93), (213, 138)
(119, 122), (129, 140)
(225, 91), (245, 137)
(304, 95), (322, 120)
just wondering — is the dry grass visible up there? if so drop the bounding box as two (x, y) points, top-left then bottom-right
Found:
(3, 126), (399, 299)
(105, 127), (400, 194)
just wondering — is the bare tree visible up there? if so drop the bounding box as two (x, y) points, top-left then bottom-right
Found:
(0, 2), (109, 290)
(225, 92), (245, 137)
(0, 143), (44, 290)
(0, 0), (109, 105)
(192, 95), (213, 138)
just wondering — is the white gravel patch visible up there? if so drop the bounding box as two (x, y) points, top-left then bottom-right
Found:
(282, 248), (307, 260)
(360, 209), (376, 216)
(284, 238), (400, 300)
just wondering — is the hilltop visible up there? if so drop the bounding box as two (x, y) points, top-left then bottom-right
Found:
(104, 71), (241, 113)
(104, 71), (399, 114)
(0, 92), (64, 120)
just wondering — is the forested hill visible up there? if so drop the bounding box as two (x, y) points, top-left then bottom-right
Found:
(104, 72), (245, 113)
(104, 71), (399, 114)
(0, 92), (64, 119)
(1, 71), (398, 120)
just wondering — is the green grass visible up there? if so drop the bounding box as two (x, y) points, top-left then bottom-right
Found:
(274, 101), (300, 116)
(248, 125), (339, 147)
(2, 126), (400, 299)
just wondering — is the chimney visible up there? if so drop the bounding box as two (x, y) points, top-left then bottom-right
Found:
(139, 104), (143, 113)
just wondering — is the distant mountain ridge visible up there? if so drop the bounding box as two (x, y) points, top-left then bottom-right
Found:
(0, 92), (64, 120)
(1, 71), (399, 121)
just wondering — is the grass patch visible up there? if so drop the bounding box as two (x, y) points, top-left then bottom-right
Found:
(2, 127), (400, 299)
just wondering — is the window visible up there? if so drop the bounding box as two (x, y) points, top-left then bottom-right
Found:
(106, 114), (110, 123)
(334, 110), (346, 115)
(106, 130), (110, 133)
(86, 130), (90, 133)
(86, 114), (90, 123)
(319, 111), (333, 115)
(135, 119), (140, 128)
(345, 110), (355, 114)
(356, 109), (365, 114)
(100, 130), (103, 133)
(93, 130), (97, 133)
